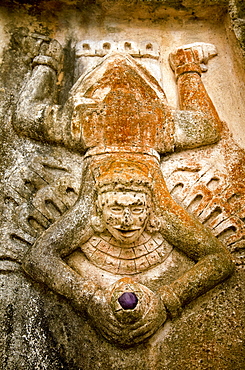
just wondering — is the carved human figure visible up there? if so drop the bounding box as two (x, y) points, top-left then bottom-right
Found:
(13, 37), (234, 346)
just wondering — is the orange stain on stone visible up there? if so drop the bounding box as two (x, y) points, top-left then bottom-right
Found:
(77, 58), (174, 153)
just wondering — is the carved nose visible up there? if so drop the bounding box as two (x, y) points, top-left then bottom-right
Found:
(122, 209), (133, 227)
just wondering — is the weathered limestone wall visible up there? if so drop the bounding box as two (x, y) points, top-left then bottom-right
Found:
(1, 1), (244, 147)
(0, 1), (244, 369)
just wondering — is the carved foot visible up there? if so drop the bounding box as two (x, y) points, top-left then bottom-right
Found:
(169, 42), (217, 78)
(19, 33), (63, 72)
(32, 37), (63, 72)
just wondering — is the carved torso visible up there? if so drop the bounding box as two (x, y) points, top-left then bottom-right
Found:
(71, 55), (175, 155)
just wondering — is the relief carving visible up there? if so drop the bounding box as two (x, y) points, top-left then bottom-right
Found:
(11, 36), (235, 347)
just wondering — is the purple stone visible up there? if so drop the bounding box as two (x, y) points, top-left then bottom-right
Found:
(118, 292), (138, 310)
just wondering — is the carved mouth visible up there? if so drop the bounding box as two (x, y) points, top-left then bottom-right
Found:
(115, 226), (141, 231)
(118, 229), (135, 234)
(116, 229), (140, 238)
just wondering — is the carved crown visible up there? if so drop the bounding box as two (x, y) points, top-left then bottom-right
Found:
(92, 153), (155, 196)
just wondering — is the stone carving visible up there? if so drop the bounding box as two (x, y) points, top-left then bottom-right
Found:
(163, 148), (245, 268)
(12, 36), (234, 347)
(76, 40), (160, 58)
(74, 39), (162, 96)
(76, 162), (172, 275)
(1, 152), (82, 266)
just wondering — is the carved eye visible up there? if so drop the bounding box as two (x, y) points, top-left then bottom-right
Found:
(110, 206), (123, 214)
(131, 207), (144, 214)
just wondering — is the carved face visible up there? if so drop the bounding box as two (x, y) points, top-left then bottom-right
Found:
(100, 191), (150, 244)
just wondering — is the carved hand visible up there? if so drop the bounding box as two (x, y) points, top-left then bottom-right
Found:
(87, 278), (167, 347)
(169, 42), (217, 77)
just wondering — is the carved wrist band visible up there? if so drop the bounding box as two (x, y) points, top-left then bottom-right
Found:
(158, 285), (182, 319)
(32, 55), (59, 72)
(175, 62), (202, 79)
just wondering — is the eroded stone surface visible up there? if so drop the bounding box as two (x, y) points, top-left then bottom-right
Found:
(0, 1), (244, 369)
(13, 38), (234, 350)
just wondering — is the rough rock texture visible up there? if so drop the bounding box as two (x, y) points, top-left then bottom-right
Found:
(229, 0), (245, 60)
(0, 1), (244, 369)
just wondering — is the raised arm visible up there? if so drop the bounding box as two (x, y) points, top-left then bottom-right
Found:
(22, 160), (98, 311)
(170, 43), (222, 151)
(152, 167), (234, 318)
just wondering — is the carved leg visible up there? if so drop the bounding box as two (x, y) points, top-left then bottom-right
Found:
(169, 42), (220, 122)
